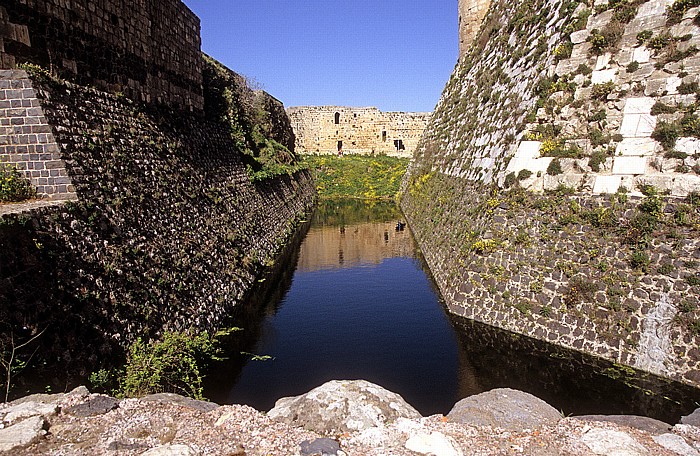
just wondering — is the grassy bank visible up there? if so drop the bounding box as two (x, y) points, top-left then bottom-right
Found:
(300, 154), (409, 199)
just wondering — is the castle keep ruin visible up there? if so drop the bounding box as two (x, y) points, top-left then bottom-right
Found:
(287, 106), (430, 158)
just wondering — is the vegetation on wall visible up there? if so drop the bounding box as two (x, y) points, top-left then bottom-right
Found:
(202, 56), (305, 182)
(0, 164), (35, 203)
(301, 154), (409, 200)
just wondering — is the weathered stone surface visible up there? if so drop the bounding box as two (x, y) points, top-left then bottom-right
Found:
(652, 433), (700, 456)
(613, 156), (647, 174)
(0, 401), (57, 425)
(681, 408), (700, 426)
(63, 395), (119, 418)
(405, 432), (462, 456)
(267, 380), (421, 435)
(446, 389), (561, 431)
(0, 416), (46, 452)
(140, 444), (197, 456)
(580, 428), (649, 455)
(574, 415), (671, 435)
(299, 438), (341, 456)
(140, 393), (219, 413)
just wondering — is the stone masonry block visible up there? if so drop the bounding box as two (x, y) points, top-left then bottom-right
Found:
(620, 114), (657, 137)
(591, 69), (617, 84)
(613, 156), (647, 174)
(624, 97), (655, 115)
(593, 175), (623, 194)
(616, 138), (658, 156)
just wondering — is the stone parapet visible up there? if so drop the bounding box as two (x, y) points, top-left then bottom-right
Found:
(0, 0), (202, 111)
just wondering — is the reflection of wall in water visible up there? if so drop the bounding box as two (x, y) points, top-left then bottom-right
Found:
(296, 222), (415, 272)
(450, 316), (699, 424)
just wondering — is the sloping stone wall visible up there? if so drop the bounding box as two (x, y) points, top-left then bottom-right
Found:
(1, 0), (202, 110)
(287, 106), (430, 157)
(0, 69), (315, 374)
(403, 0), (700, 387)
(0, 69), (76, 200)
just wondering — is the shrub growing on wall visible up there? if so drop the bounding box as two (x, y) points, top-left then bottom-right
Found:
(0, 165), (35, 203)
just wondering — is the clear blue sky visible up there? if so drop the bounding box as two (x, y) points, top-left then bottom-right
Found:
(183, 1), (458, 112)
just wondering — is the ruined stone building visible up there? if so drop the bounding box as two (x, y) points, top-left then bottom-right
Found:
(287, 106), (430, 158)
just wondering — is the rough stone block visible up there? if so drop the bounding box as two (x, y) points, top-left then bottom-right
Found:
(620, 114), (657, 137)
(616, 138), (658, 156)
(633, 47), (652, 63)
(613, 156), (647, 174)
(676, 137), (700, 154)
(666, 76), (683, 94)
(591, 69), (617, 84)
(624, 97), (655, 115)
(514, 141), (542, 159)
(593, 175), (623, 194)
(595, 53), (612, 70)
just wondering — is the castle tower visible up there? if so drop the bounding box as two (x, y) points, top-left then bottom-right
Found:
(459, 0), (491, 58)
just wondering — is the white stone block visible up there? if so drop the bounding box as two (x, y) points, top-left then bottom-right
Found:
(672, 175), (700, 196)
(570, 30), (589, 44)
(624, 97), (655, 115)
(593, 176), (623, 194)
(636, 114), (657, 136)
(620, 114), (657, 137)
(676, 137), (700, 154)
(633, 47), (652, 63)
(637, 0), (675, 17)
(666, 76), (683, 94)
(591, 69), (617, 84)
(613, 156), (648, 175)
(595, 53), (612, 70)
(514, 141), (542, 159)
(616, 138), (658, 156)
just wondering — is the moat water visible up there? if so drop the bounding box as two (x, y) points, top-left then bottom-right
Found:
(205, 199), (700, 423)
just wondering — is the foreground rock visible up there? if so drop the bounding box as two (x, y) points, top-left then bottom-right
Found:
(267, 379), (421, 435)
(447, 388), (562, 431)
(0, 382), (698, 455)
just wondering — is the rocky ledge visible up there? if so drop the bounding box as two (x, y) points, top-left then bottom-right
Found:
(1, 380), (699, 455)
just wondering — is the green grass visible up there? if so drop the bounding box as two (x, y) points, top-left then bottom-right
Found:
(301, 154), (409, 200)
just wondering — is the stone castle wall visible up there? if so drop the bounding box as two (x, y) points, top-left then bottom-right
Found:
(0, 69), (315, 370)
(459, 0), (492, 58)
(1, 0), (203, 110)
(403, 0), (700, 387)
(287, 106), (430, 158)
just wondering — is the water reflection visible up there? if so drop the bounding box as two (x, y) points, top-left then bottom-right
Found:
(206, 199), (700, 422)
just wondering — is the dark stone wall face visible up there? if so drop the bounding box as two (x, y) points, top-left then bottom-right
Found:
(0, 73), (315, 379)
(0, 0), (203, 110)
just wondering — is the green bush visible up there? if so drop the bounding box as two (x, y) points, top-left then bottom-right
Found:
(591, 81), (616, 100)
(547, 159), (563, 175)
(588, 151), (609, 172)
(652, 121), (681, 150)
(647, 33), (671, 49)
(650, 101), (678, 115)
(517, 169), (533, 180)
(678, 81), (700, 95)
(504, 172), (518, 188)
(630, 249), (650, 270)
(636, 30), (653, 43)
(0, 164), (35, 202)
(667, 0), (700, 22)
(588, 109), (608, 122)
(626, 61), (640, 73)
(120, 331), (224, 399)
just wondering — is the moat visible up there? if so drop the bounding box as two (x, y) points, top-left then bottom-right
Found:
(204, 200), (700, 423)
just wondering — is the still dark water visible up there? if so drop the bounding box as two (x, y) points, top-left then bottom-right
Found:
(205, 199), (699, 423)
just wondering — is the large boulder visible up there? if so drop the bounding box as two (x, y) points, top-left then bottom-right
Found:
(0, 416), (46, 452)
(447, 388), (561, 431)
(267, 380), (421, 435)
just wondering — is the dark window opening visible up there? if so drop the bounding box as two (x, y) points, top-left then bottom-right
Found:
(382, 131), (387, 142)
(334, 112), (340, 124)
(394, 139), (405, 151)
(337, 140), (343, 151)
(110, 13), (119, 26)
